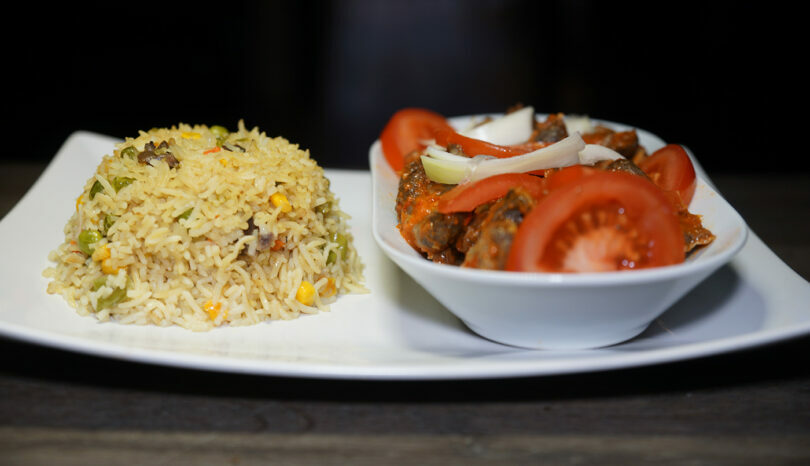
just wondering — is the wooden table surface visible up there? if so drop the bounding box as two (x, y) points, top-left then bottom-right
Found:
(1, 163), (808, 465)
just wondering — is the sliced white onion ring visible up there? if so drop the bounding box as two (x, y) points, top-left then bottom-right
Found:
(425, 145), (473, 162)
(563, 115), (593, 136)
(460, 106), (535, 146)
(578, 144), (624, 165)
(420, 155), (470, 184)
(421, 133), (586, 184)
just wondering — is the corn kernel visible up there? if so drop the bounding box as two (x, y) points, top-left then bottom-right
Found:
(101, 258), (123, 275)
(181, 131), (201, 139)
(270, 193), (292, 213)
(92, 244), (111, 262)
(219, 158), (228, 167)
(296, 281), (316, 306)
(204, 300), (223, 320)
(76, 195), (84, 211)
(321, 277), (337, 298)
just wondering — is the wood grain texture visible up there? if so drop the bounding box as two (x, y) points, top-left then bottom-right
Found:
(3, 428), (810, 465)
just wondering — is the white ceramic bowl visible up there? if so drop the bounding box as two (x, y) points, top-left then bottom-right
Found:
(370, 115), (748, 350)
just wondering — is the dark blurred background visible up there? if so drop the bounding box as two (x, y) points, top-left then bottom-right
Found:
(6, 0), (803, 174)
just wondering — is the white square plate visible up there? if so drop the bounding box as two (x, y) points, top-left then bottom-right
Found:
(1, 130), (809, 379)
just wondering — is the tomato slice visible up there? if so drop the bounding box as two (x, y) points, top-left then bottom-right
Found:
(543, 165), (599, 192)
(380, 108), (454, 172)
(506, 171), (685, 273)
(638, 144), (697, 206)
(437, 173), (546, 213)
(434, 129), (550, 159)
(437, 165), (599, 214)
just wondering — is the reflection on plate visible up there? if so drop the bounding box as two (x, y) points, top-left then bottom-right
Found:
(0, 131), (809, 379)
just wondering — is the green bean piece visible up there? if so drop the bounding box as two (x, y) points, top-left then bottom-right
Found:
(102, 214), (118, 236)
(91, 276), (108, 291)
(112, 176), (134, 192)
(334, 232), (348, 256)
(315, 202), (331, 215)
(177, 208), (193, 221)
(78, 230), (102, 255)
(120, 146), (138, 159)
(89, 180), (104, 199)
(96, 285), (128, 311)
(327, 232), (348, 265)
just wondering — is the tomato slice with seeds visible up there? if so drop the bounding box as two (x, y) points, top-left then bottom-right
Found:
(434, 129), (550, 158)
(506, 171), (685, 273)
(638, 144), (697, 207)
(437, 173), (547, 213)
(380, 108), (454, 172)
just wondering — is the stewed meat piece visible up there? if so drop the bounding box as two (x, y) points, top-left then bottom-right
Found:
(583, 126), (646, 163)
(594, 158), (650, 178)
(455, 203), (491, 254)
(532, 113), (569, 143)
(396, 155), (469, 262)
(462, 186), (537, 270)
(679, 210), (715, 254)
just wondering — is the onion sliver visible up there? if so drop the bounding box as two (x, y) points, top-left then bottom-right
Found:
(420, 155), (471, 184)
(460, 106), (535, 146)
(421, 133), (586, 184)
(425, 145), (473, 162)
(578, 144), (624, 165)
(563, 115), (593, 136)
(465, 133), (585, 183)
